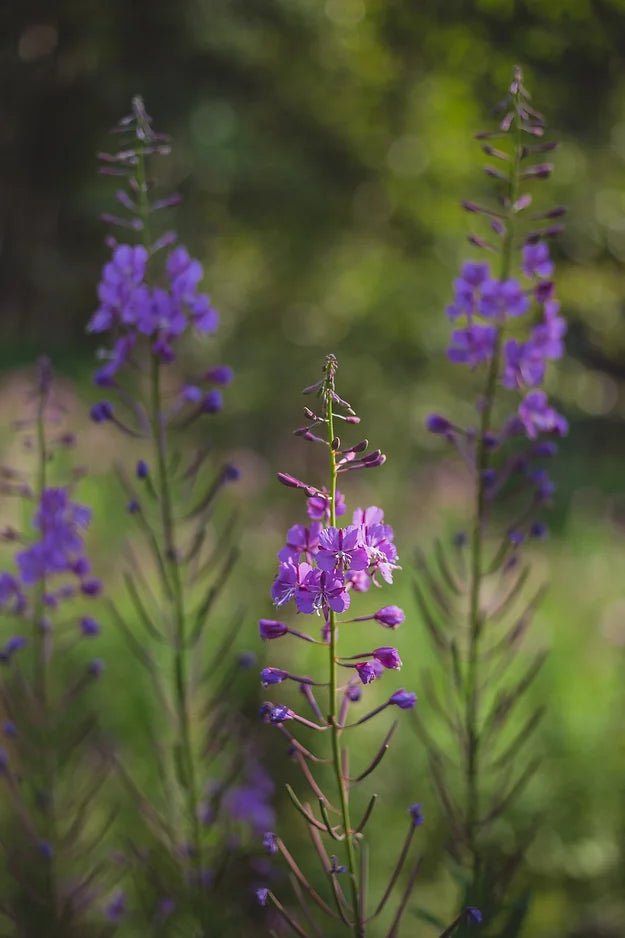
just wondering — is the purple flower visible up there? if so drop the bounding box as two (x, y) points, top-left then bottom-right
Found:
(448, 324), (497, 367)
(518, 391), (568, 440)
(0, 573), (26, 615)
(361, 523), (398, 585)
(389, 689), (417, 710)
(0, 635), (27, 664)
(329, 855), (347, 875)
(136, 459), (149, 479)
(465, 906), (483, 925)
(271, 560), (306, 608)
(269, 705), (293, 724)
(374, 606), (405, 628)
(354, 659), (384, 685)
(528, 468), (556, 502)
(223, 767), (275, 832)
(522, 241), (553, 279)
(105, 890), (127, 922)
(16, 489), (91, 585)
(316, 525), (369, 575)
(307, 488), (346, 522)
(223, 463), (240, 482)
(182, 384), (202, 403)
(205, 365), (234, 385)
(352, 506), (384, 526)
(409, 803), (424, 826)
(201, 390), (223, 414)
(347, 569), (371, 592)
(256, 887), (269, 907)
(530, 305), (566, 361)
(262, 831), (278, 855)
(88, 244), (148, 334)
(80, 616), (101, 637)
(166, 247), (219, 333)
(478, 278), (529, 319)
(81, 578), (102, 597)
(426, 414), (453, 435)
(446, 261), (490, 319)
(278, 523), (321, 563)
(94, 334), (135, 387)
(259, 619), (289, 640)
(90, 400), (114, 423)
(260, 667), (288, 686)
(502, 340), (545, 390)
(189, 294), (219, 333)
(296, 568), (350, 615)
(372, 646), (402, 670)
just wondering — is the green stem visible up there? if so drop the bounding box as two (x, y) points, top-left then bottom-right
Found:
(33, 381), (58, 912)
(137, 130), (205, 927)
(150, 351), (204, 905)
(325, 384), (362, 937)
(463, 94), (524, 883)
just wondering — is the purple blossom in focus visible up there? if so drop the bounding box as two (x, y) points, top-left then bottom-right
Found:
(307, 488), (346, 522)
(354, 660), (384, 685)
(372, 646), (402, 670)
(316, 525), (369, 575)
(374, 606), (405, 628)
(259, 619), (289, 640)
(297, 568), (351, 615)
(278, 523), (322, 563)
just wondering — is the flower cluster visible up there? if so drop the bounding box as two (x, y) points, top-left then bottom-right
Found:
(257, 355), (422, 935)
(15, 488), (100, 593)
(271, 508), (399, 622)
(0, 360), (108, 934)
(85, 97), (269, 935)
(445, 245), (567, 441)
(89, 96), (231, 424)
(88, 243), (218, 380)
(417, 67), (562, 933)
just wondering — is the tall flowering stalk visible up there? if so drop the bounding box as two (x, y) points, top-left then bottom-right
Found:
(257, 353), (463, 937)
(88, 99), (272, 933)
(0, 359), (110, 936)
(420, 68), (566, 932)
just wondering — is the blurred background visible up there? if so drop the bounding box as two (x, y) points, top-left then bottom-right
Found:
(1, 0), (625, 935)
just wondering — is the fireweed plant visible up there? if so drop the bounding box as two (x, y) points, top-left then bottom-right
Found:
(88, 99), (272, 934)
(0, 359), (111, 937)
(418, 68), (567, 932)
(256, 355), (476, 938)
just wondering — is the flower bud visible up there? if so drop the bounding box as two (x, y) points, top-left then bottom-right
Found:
(389, 689), (417, 709)
(373, 606), (405, 628)
(260, 667), (288, 686)
(259, 620), (289, 640)
(372, 646), (402, 670)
